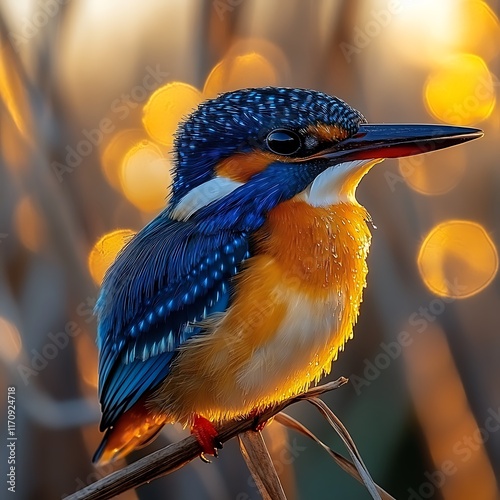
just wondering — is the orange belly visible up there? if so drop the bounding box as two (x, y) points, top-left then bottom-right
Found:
(152, 200), (372, 425)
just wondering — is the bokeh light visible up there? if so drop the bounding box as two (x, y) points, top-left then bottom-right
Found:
(384, 0), (459, 66)
(88, 229), (136, 285)
(100, 128), (148, 190)
(454, 0), (500, 61)
(142, 82), (202, 147)
(424, 54), (496, 125)
(0, 318), (22, 362)
(203, 52), (278, 98)
(75, 334), (98, 389)
(119, 140), (172, 212)
(398, 147), (467, 195)
(225, 38), (289, 78)
(385, 0), (500, 67)
(418, 221), (498, 298)
(14, 196), (45, 252)
(0, 43), (31, 137)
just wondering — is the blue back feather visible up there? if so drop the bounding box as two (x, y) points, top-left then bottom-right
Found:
(95, 212), (250, 429)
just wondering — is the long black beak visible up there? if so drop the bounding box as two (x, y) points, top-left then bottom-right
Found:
(316, 124), (483, 161)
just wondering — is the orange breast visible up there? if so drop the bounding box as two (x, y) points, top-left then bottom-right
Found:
(255, 199), (372, 300)
(153, 200), (372, 424)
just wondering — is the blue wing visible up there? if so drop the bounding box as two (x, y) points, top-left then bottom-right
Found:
(95, 210), (250, 431)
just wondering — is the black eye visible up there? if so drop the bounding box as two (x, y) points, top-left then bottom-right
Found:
(266, 129), (301, 155)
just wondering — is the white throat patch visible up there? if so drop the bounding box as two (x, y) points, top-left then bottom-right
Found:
(295, 159), (376, 206)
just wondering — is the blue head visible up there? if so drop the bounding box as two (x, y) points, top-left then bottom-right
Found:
(169, 87), (365, 231)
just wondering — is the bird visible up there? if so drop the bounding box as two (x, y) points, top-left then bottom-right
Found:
(92, 87), (482, 465)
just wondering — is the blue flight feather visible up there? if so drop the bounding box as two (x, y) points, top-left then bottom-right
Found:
(96, 212), (250, 430)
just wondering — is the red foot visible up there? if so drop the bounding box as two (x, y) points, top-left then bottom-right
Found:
(191, 414), (222, 462)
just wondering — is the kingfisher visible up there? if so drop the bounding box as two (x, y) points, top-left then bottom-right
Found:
(92, 87), (481, 465)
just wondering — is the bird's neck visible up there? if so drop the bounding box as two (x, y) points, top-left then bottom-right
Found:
(254, 199), (372, 301)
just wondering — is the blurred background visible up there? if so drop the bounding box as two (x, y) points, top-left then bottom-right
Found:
(0, 0), (499, 498)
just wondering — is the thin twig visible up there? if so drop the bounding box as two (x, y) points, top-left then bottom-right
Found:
(64, 377), (348, 500)
(239, 431), (287, 500)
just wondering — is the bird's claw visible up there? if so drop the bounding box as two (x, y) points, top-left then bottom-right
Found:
(191, 414), (221, 462)
(200, 452), (213, 463)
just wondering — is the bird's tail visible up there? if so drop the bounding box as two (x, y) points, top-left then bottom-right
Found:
(92, 399), (167, 465)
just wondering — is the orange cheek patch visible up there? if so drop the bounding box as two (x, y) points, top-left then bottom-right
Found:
(306, 123), (350, 143)
(215, 150), (276, 182)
